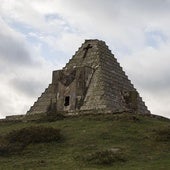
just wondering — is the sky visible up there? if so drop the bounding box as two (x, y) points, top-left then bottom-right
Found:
(0, 0), (170, 118)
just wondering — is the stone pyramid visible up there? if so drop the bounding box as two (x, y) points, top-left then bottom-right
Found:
(27, 39), (150, 115)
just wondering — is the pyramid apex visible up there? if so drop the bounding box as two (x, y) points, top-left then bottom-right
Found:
(84, 39), (105, 44)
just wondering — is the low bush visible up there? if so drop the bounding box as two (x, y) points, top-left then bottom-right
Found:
(153, 126), (170, 142)
(87, 113), (140, 122)
(85, 149), (126, 165)
(0, 136), (25, 155)
(44, 113), (65, 122)
(6, 126), (62, 145)
(0, 126), (62, 155)
(0, 137), (9, 155)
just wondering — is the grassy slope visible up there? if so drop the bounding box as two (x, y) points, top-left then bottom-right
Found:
(0, 113), (169, 170)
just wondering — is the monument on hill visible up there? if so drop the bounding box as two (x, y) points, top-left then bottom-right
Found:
(27, 39), (150, 116)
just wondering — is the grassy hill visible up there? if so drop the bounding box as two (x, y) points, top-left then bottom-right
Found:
(0, 113), (169, 170)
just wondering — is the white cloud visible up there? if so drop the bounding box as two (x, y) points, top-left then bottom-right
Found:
(0, 16), (53, 118)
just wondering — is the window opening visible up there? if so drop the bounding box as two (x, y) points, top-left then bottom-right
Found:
(64, 96), (70, 106)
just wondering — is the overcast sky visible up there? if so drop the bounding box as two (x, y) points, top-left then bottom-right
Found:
(0, 0), (170, 118)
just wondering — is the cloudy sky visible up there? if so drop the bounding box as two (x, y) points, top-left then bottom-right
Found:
(0, 0), (170, 118)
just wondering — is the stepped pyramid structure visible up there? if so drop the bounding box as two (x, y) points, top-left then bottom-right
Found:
(27, 39), (150, 116)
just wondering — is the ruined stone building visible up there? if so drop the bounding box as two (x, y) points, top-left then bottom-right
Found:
(27, 39), (150, 116)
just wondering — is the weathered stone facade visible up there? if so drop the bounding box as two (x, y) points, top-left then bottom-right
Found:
(27, 39), (150, 115)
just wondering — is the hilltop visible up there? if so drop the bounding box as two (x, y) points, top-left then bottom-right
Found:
(0, 113), (169, 170)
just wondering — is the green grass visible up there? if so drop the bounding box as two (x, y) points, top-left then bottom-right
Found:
(0, 113), (169, 170)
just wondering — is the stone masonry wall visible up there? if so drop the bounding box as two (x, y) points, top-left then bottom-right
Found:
(27, 84), (56, 115)
(27, 39), (150, 115)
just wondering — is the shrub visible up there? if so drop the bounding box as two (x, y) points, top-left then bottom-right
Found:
(0, 137), (9, 155)
(6, 126), (62, 145)
(0, 126), (62, 155)
(153, 126), (170, 142)
(45, 113), (65, 122)
(85, 149), (126, 165)
(0, 136), (25, 155)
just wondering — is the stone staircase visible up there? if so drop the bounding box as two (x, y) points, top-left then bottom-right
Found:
(27, 84), (56, 115)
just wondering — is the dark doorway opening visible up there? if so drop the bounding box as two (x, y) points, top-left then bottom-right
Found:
(64, 96), (70, 106)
